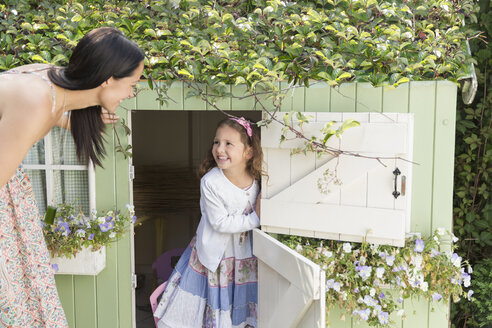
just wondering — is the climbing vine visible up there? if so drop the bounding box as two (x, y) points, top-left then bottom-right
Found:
(0, 0), (480, 160)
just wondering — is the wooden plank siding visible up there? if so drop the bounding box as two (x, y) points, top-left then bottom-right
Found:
(55, 80), (457, 327)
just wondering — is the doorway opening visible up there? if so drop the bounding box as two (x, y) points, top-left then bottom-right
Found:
(132, 110), (261, 327)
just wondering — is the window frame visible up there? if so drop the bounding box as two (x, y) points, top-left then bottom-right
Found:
(22, 129), (96, 216)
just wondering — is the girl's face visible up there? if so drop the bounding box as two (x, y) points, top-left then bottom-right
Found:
(99, 60), (144, 113)
(212, 125), (252, 174)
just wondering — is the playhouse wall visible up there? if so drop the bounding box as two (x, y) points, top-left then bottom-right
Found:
(55, 80), (457, 327)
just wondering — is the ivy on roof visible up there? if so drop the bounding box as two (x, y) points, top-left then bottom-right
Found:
(0, 0), (479, 90)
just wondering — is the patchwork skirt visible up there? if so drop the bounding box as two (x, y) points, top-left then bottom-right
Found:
(154, 234), (258, 328)
(0, 167), (68, 327)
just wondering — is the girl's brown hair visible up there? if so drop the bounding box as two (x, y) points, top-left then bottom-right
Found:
(199, 117), (265, 180)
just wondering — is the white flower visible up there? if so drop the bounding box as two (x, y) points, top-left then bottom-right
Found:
(370, 288), (376, 297)
(295, 244), (303, 253)
(411, 254), (423, 268)
(437, 227), (446, 235)
(467, 290), (474, 300)
(333, 282), (341, 292)
(97, 217), (106, 224)
(468, 265), (473, 274)
(11, 9), (18, 15)
(126, 204), (135, 213)
(376, 267), (385, 279)
(75, 229), (86, 237)
(109, 232), (116, 239)
(463, 274), (471, 287)
(397, 309), (405, 316)
(452, 234), (459, 243)
(342, 243), (352, 253)
(420, 281), (428, 292)
(322, 249), (333, 258)
(359, 256), (367, 265)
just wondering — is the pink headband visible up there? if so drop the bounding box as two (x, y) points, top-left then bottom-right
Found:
(230, 117), (253, 139)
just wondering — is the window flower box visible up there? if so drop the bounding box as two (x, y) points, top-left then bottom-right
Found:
(51, 246), (106, 275)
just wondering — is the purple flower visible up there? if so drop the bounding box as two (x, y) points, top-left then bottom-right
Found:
(353, 308), (371, 321)
(378, 311), (389, 324)
(461, 271), (471, 287)
(55, 222), (71, 236)
(88, 233), (95, 240)
(430, 248), (441, 257)
(451, 253), (462, 267)
(414, 238), (424, 252)
(99, 221), (115, 232)
(397, 297), (403, 303)
(51, 264), (59, 273)
(385, 254), (395, 266)
(132, 215), (137, 224)
(358, 266), (372, 281)
(379, 292), (385, 299)
(432, 292), (442, 301)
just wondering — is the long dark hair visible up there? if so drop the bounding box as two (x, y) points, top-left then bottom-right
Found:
(199, 117), (265, 180)
(48, 27), (145, 167)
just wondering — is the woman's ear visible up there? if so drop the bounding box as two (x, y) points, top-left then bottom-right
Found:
(101, 77), (115, 88)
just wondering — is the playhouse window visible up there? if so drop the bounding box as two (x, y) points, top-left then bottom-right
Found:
(22, 126), (95, 216)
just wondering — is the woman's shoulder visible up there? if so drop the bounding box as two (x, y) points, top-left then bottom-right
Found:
(0, 68), (55, 126)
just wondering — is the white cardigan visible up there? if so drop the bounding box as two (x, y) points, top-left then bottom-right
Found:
(195, 167), (260, 272)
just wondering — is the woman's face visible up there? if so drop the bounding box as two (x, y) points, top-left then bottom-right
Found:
(100, 60), (144, 113)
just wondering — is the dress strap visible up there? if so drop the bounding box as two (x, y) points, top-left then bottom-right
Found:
(1, 67), (56, 113)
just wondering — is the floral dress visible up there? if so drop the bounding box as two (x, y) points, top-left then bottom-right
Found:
(0, 167), (68, 327)
(153, 186), (258, 328)
(0, 66), (68, 327)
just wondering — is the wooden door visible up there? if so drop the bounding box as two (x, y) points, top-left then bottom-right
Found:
(252, 229), (325, 327)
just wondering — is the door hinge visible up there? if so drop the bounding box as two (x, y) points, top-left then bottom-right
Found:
(129, 165), (135, 180)
(131, 273), (137, 289)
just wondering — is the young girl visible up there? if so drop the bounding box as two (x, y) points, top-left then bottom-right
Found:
(153, 117), (264, 328)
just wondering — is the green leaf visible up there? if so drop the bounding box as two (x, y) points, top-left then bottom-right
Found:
(31, 54), (46, 63)
(177, 69), (194, 79)
(71, 14), (83, 22)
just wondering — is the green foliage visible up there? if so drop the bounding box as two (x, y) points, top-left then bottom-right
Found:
(0, 0), (479, 89)
(452, 258), (492, 327)
(0, 0), (480, 160)
(43, 203), (136, 259)
(279, 229), (472, 327)
(452, 0), (491, 326)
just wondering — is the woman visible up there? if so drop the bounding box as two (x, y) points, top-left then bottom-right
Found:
(0, 27), (145, 327)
